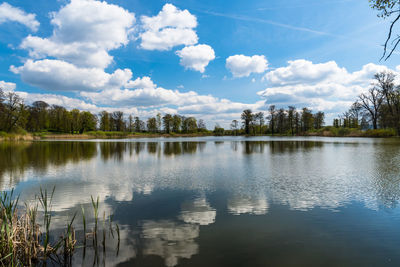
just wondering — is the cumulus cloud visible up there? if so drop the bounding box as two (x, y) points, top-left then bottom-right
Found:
(19, 0), (135, 69)
(9, 1), (266, 127)
(80, 75), (266, 117)
(0, 81), (16, 92)
(10, 59), (132, 92)
(258, 60), (397, 116)
(140, 4), (198, 50)
(226, 55), (268, 78)
(0, 2), (39, 31)
(81, 82), (216, 107)
(176, 44), (215, 73)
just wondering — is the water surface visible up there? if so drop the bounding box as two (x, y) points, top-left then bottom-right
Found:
(2, 137), (400, 266)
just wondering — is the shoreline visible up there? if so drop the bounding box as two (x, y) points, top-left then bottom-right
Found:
(0, 131), (398, 141)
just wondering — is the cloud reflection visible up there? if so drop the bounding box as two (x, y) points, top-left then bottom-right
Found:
(179, 197), (216, 225)
(142, 220), (199, 267)
(227, 194), (269, 215)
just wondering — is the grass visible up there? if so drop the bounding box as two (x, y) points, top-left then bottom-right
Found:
(306, 127), (398, 137)
(0, 188), (120, 266)
(0, 131), (34, 141)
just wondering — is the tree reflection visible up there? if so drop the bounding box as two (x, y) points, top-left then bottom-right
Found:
(0, 142), (97, 188)
(239, 141), (324, 154)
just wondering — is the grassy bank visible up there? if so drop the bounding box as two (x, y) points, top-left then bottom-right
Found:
(0, 131), (215, 141)
(1, 128), (398, 141)
(306, 127), (397, 137)
(42, 131), (214, 139)
(0, 131), (37, 141)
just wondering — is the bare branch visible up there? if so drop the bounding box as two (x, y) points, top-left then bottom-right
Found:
(381, 13), (400, 60)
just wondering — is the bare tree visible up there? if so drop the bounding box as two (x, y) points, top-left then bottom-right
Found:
(358, 87), (384, 129)
(374, 72), (396, 113)
(230, 119), (239, 135)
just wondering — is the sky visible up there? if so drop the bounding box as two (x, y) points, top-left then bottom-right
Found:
(0, 0), (399, 127)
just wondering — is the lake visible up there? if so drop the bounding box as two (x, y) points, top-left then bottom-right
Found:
(2, 136), (400, 266)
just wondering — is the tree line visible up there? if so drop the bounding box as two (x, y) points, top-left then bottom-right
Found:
(4, 69), (400, 137)
(233, 107), (325, 136)
(0, 89), (208, 134)
(334, 71), (400, 134)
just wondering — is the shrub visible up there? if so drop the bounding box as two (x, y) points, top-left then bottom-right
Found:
(364, 128), (396, 137)
(338, 128), (351, 136)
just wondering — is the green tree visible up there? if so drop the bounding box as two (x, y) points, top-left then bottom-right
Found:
(128, 115), (133, 132)
(2, 92), (27, 132)
(112, 111), (125, 131)
(162, 114), (173, 133)
(301, 108), (314, 132)
(134, 116), (144, 132)
(70, 109), (81, 133)
(99, 111), (111, 131)
(241, 109), (253, 135)
(172, 115), (182, 133)
(254, 112), (264, 134)
(198, 119), (207, 132)
(214, 124), (225, 136)
(27, 101), (49, 132)
(313, 111), (325, 129)
(288, 106), (296, 135)
(147, 117), (158, 133)
(79, 111), (97, 133)
(276, 108), (287, 134)
(268, 105), (276, 135)
(182, 117), (197, 133)
(156, 113), (162, 133)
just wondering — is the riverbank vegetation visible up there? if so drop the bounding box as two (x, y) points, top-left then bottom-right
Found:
(0, 188), (119, 266)
(331, 71), (400, 136)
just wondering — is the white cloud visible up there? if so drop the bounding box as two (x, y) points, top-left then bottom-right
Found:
(80, 81), (217, 108)
(263, 60), (347, 86)
(258, 60), (398, 116)
(126, 76), (156, 89)
(9, 1), (265, 127)
(140, 4), (198, 50)
(80, 75), (266, 118)
(0, 2), (39, 31)
(11, 59), (132, 92)
(177, 100), (265, 115)
(0, 80), (16, 92)
(176, 44), (215, 73)
(19, 0), (135, 68)
(226, 55), (268, 78)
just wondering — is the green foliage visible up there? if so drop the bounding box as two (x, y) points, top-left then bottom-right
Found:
(369, 0), (398, 17)
(338, 127), (352, 136)
(86, 131), (132, 138)
(364, 128), (396, 137)
(213, 125), (225, 136)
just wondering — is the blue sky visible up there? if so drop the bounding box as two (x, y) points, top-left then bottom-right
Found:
(0, 0), (398, 127)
